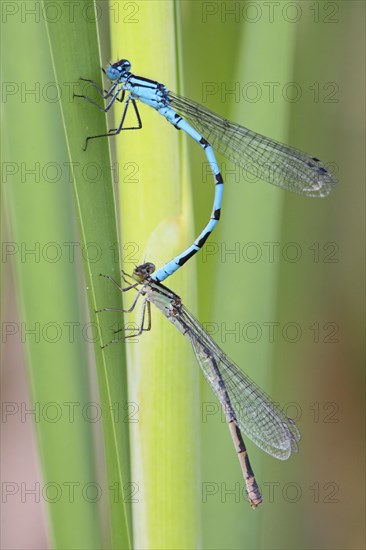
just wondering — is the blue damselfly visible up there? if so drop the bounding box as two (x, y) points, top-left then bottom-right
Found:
(75, 60), (335, 282)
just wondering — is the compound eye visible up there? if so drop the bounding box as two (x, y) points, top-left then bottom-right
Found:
(107, 59), (131, 80)
(145, 262), (155, 275)
(121, 60), (131, 72)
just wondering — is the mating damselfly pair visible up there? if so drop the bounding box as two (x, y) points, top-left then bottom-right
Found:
(76, 59), (334, 507)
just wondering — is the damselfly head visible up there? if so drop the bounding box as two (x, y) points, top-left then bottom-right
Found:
(106, 59), (131, 81)
(132, 262), (156, 283)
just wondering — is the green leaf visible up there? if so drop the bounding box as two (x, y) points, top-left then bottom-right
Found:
(2, 1), (132, 548)
(109, 2), (201, 548)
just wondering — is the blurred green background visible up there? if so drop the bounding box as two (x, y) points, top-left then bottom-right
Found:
(1, 1), (364, 549)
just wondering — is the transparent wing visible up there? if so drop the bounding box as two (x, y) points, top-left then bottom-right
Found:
(169, 91), (335, 197)
(180, 305), (300, 460)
